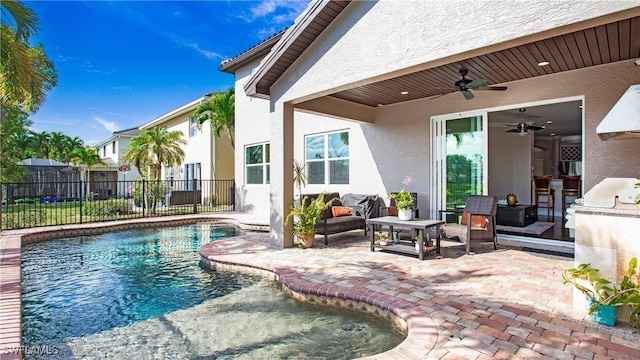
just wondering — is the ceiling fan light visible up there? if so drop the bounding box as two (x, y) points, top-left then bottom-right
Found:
(518, 131), (528, 136)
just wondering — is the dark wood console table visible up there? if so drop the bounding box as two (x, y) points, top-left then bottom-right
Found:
(365, 216), (444, 260)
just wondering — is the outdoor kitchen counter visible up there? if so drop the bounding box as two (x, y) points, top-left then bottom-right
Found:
(573, 201), (640, 324)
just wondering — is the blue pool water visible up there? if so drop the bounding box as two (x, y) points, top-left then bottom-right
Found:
(21, 223), (405, 359)
(21, 223), (257, 343)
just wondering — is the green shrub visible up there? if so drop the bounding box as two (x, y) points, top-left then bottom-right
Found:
(82, 199), (133, 217)
(2, 209), (46, 229)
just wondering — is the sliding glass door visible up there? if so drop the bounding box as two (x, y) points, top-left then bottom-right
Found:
(430, 111), (488, 219)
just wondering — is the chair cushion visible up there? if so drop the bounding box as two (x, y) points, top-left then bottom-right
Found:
(460, 211), (487, 228)
(331, 206), (352, 217)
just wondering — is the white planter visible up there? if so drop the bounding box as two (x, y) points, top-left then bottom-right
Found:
(398, 208), (413, 221)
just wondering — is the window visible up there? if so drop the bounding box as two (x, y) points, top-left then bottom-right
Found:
(102, 146), (106, 157)
(189, 116), (198, 137)
(184, 163), (201, 190)
(112, 141), (116, 154)
(245, 143), (270, 184)
(305, 131), (349, 185)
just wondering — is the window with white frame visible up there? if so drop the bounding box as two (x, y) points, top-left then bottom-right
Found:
(245, 143), (270, 184)
(189, 116), (199, 137)
(112, 140), (116, 154)
(183, 163), (201, 190)
(305, 131), (349, 185)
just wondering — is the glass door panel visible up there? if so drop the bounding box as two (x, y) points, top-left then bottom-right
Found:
(431, 112), (488, 220)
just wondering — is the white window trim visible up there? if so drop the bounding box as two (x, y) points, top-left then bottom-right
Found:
(245, 142), (270, 185)
(305, 130), (350, 186)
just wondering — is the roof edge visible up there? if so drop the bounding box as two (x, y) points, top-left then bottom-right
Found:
(243, 0), (340, 98)
(219, 29), (287, 74)
(139, 97), (207, 130)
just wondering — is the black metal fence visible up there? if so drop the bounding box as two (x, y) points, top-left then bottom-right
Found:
(0, 179), (235, 230)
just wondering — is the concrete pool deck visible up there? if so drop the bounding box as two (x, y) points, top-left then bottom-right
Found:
(2, 212), (640, 359)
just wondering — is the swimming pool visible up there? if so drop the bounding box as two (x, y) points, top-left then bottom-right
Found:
(21, 223), (404, 359)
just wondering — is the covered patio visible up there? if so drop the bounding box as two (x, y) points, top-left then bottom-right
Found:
(242, 1), (640, 250)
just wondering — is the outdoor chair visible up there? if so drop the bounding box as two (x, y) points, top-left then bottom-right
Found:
(440, 195), (498, 254)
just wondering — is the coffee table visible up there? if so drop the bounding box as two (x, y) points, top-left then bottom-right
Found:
(365, 216), (444, 260)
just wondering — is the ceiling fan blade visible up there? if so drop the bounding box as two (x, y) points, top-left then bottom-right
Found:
(528, 125), (545, 130)
(475, 86), (508, 91)
(506, 129), (519, 133)
(466, 79), (487, 88)
(462, 90), (474, 100)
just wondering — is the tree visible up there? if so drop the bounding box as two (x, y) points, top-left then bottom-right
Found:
(193, 88), (235, 150)
(121, 127), (185, 212)
(1, 0), (57, 113)
(0, 107), (31, 182)
(70, 147), (105, 200)
(121, 127), (186, 182)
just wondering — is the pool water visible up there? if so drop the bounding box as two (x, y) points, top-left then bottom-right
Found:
(21, 223), (404, 359)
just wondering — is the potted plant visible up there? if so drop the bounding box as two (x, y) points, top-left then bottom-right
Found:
(285, 193), (335, 248)
(562, 257), (640, 326)
(389, 173), (415, 220)
(375, 231), (390, 246)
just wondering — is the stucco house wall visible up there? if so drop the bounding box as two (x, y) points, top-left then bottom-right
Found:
(139, 97), (235, 184)
(255, 1), (639, 247)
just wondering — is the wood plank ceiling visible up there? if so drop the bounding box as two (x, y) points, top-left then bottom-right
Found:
(329, 16), (640, 107)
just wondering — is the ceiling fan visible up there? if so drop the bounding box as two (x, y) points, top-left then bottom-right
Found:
(506, 108), (545, 136)
(452, 69), (508, 100)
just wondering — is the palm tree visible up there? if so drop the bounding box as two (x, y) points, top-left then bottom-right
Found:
(193, 88), (235, 150)
(48, 131), (67, 160)
(70, 146), (105, 200)
(121, 127), (185, 212)
(29, 131), (50, 158)
(1, 0), (57, 112)
(121, 127), (186, 181)
(62, 136), (84, 163)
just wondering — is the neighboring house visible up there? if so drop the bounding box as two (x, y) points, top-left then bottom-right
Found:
(92, 127), (141, 198)
(226, 0), (640, 249)
(138, 96), (234, 204)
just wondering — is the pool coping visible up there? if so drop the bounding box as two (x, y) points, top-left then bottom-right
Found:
(0, 213), (264, 359)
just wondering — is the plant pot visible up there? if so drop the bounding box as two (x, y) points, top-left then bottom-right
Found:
(297, 233), (315, 248)
(398, 208), (413, 221)
(588, 300), (617, 326)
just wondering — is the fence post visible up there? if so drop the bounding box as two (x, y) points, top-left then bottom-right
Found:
(142, 179), (146, 217)
(79, 179), (83, 224)
(192, 178), (198, 214)
(231, 181), (235, 210)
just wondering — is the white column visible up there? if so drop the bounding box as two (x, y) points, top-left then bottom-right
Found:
(269, 102), (294, 248)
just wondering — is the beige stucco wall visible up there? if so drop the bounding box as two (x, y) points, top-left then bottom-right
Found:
(252, 0), (640, 246)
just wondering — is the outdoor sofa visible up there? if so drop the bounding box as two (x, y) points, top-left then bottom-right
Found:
(303, 192), (380, 245)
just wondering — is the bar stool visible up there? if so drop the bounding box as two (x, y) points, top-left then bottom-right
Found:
(533, 175), (555, 221)
(561, 175), (581, 215)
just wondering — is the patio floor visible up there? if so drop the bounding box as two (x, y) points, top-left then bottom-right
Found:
(1, 213), (639, 359)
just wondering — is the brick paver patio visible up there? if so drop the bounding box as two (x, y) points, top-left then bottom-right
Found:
(1, 213), (639, 359)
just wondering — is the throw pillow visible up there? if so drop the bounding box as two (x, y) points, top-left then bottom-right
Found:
(331, 206), (352, 218)
(460, 211), (487, 228)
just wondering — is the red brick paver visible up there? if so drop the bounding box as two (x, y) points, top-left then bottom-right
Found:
(2, 213), (639, 359)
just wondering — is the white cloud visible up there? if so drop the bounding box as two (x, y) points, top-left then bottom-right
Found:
(94, 117), (120, 133)
(240, 0), (308, 24)
(182, 42), (224, 60)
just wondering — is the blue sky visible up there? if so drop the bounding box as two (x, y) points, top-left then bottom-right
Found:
(23, 0), (309, 145)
